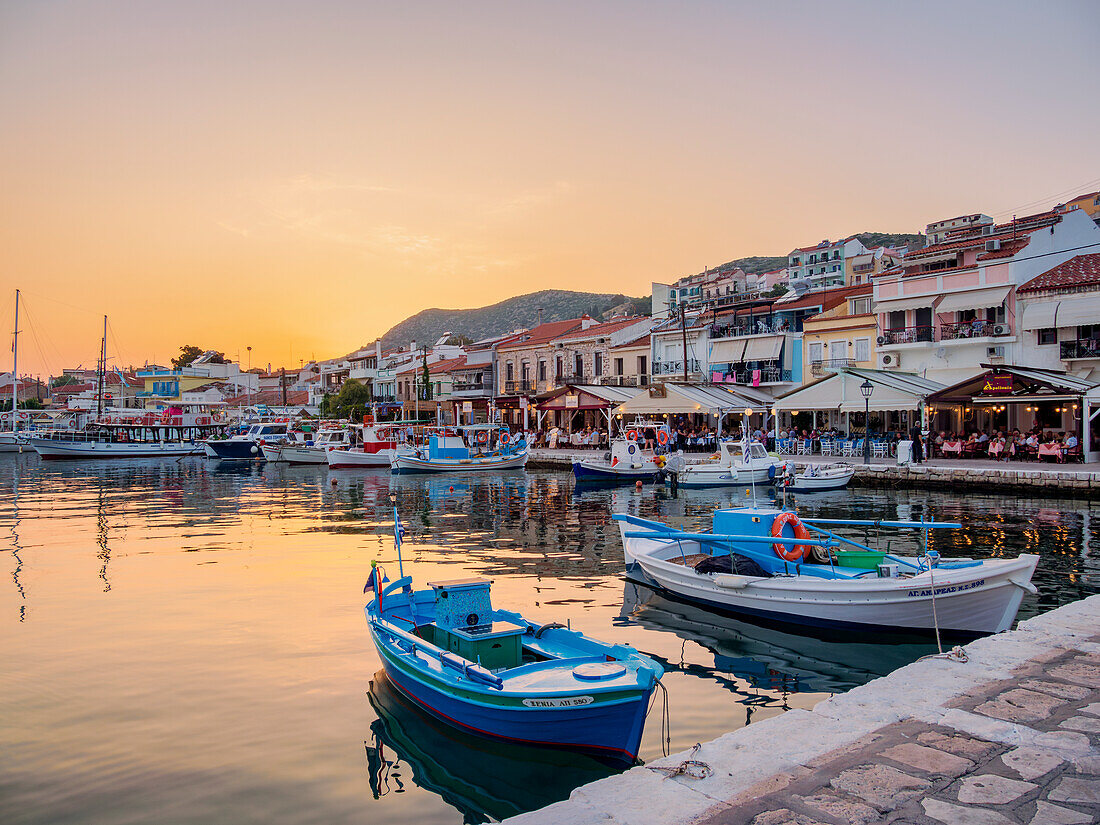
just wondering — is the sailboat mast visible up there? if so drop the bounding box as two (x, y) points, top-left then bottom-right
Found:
(11, 290), (18, 429)
(97, 315), (107, 417)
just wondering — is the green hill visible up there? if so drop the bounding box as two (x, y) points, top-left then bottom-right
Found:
(380, 290), (650, 349)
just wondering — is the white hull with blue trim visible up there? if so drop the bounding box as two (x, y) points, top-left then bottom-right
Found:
(615, 510), (1038, 637)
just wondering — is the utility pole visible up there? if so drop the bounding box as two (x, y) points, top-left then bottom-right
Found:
(97, 315), (107, 417)
(280, 367), (287, 406)
(11, 290), (18, 430)
(680, 303), (689, 383)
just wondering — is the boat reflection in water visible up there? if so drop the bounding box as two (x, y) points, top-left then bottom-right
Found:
(619, 580), (938, 699)
(366, 672), (620, 824)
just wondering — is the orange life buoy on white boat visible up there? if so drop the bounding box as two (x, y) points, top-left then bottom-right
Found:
(656, 430), (669, 446)
(771, 512), (811, 562)
(625, 429), (638, 442)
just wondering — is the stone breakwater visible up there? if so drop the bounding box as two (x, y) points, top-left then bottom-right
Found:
(526, 449), (1100, 498)
(504, 595), (1100, 825)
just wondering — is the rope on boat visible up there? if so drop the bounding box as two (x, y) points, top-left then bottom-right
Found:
(646, 743), (713, 780)
(645, 677), (672, 757)
(915, 551), (969, 664)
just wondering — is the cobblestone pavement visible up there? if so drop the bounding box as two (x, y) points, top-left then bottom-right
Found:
(700, 644), (1100, 825)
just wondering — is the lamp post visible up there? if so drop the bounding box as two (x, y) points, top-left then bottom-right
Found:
(860, 378), (874, 464)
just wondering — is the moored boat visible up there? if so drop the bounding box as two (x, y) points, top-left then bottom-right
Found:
(615, 508), (1038, 638)
(672, 439), (787, 488)
(205, 421), (290, 460)
(390, 424), (528, 474)
(327, 420), (426, 469)
(366, 509), (663, 762)
(30, 411), (222, 459)
(572, 422), (670, 483)
(786, 463), (856, 493)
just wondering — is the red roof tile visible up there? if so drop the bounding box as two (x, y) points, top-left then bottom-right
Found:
(496, 318), (585, 349)
(554, 316), (645, 341)
(1017, 253), (1100, 294)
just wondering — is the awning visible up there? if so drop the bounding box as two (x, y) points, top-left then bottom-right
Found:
(774, 368), (945, 414)
(614, 382), (771, 416)
(875, 294), (938, 314)
(743, 335), (784, 361)
(936, 286), (1011, 314)
(1058, 301), (1095, 328)
(709, 338), (746, 364)
(1020, 300), (1060, 330)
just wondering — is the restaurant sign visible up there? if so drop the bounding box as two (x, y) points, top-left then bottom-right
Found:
(981, 375), (1013, 395)
(564, 395), (579, 408)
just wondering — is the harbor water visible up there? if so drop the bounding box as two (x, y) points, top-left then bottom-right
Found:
(1, 455), (1097, 825)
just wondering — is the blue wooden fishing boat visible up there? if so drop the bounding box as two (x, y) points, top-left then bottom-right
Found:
(390, 424), (529, 473)
(365, 509), (663, 763)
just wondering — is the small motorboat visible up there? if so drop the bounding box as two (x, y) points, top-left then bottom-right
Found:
(786, 463), (855, 493)
(671, 439), (787, 488)
(366, 509), (663, 762)
(572, 422), (672, 483)
(615, 507), (1038, 638)
(205, 421), (290, 460)
(390, 424), (528, 474)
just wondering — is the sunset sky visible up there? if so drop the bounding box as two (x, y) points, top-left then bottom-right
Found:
(2, 1), (1098, 377)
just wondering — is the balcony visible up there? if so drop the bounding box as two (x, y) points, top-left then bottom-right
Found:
(715, 365), (793, 385)
(599, 375), (640, 387)
(503, 380), (534, 394)
(810, 358), (854, 377)
(710, 320), (788, 338)
(1061, 339), (1100, 360)
(652, 360), (701, 376)
(940, 320), (1008, 341)
(882, 326), (934, 345)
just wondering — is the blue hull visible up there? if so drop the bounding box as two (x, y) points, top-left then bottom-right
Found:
(206, 440), (262, 460)
(572, 462), (657, 483)
(379, 652), (650, 763)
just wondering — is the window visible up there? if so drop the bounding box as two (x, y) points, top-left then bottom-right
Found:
(850, 298), (871, 314)
(505, 362), (514, 382)
(521, 361), (530, 381)
(855, 338), (870, 362)
(1037, 329), (1056, 345)
(808, 342), (824, 363)
(637, 355), (647, 375)
(574, 353), (583, 376)
(594, 353), (603, 376)
(888, 310), (906, 330)
(555, 356), (563, 378)
(538, 360), (546, 381)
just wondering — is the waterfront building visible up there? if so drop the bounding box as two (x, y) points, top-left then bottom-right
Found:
(873, 208), (1100, 386)
(925, 213), (994, 245)
(493, 318), (585, 429)
(846, 247), (902, 285)
(607, 329), (652, 387)
(448, 335), (504, 425)
(548, 316), (654, 388)
(650, 311), (709, 383)
(801, 284), (877, 381)
(136, 354), (255, 407)
(787, 236), (870, 290)
(1016, 253), (1100, 381)
(395, 355), (467, 423)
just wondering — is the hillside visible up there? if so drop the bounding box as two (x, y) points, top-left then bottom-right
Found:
(855, 232), (926, 251)
(380, 290), (650, 349)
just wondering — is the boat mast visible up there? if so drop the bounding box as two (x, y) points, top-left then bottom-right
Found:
(10, 289), (18, 430)
(96, 315), (107, 417)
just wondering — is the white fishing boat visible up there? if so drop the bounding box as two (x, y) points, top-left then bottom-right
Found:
(672, 439), (787, 488)
(390, 424), (528, 474)
(30, 410), (222, 459)
(0, 289), (25, 452)
(273, 424), (354, 464)
(572, 421), (671, 483)
(327, 420), (422, 469)
(786, 463), (855, 493)
(614, 508), (1038, 637)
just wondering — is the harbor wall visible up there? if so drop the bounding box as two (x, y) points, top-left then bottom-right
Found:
(503, 594), (1100, 825)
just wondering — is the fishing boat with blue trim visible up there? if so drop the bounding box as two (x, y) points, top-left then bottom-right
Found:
(389, 423), (528, 474)
(572, 421), (671, 483)
(615, 507), (1038, 638)
(365, 509), (663, 762)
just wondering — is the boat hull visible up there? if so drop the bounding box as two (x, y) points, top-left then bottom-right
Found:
(391, 451), (529, 474)
(206, 440), (264, 460)
(276, 446), (330, 464)
(30, 439), (203, 459)
(327, 448), (393, 468)
(373, 630), (650, 762)
(619, 525), (1038, 637)
(788, 469), (855, 493)
(572, 461), (657, 483)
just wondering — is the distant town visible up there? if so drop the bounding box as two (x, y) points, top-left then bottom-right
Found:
(5, 191), (1100, 458)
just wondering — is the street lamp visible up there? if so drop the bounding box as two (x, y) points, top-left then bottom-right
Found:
(860, 378), (874, 465)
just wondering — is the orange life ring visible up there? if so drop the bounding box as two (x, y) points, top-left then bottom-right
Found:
(625, 429), (638, 442)
(477, 431), (488, 444)
(656, 430), (670, 446)
(771, 512), (812, 562)
(499, 431), (511, 445)
(160, 411), (171, 424)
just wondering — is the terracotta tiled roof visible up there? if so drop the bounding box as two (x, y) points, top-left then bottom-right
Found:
(496, 318), (585, 350)
(976, 238), (1031, 261)
(789, 240), (837, 255)
(1017, 253), (1100, 294)
(554, 316), (645, 341)
(395, 356), (468, 376)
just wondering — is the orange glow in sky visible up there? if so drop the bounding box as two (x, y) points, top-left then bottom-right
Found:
(1, 1), (1098, 375)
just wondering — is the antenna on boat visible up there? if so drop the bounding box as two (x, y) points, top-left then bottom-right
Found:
(743, 409), (758, 510)
(389, 495), (406, 579)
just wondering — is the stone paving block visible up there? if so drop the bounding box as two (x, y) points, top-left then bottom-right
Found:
(829, 764), (931, 811)
(1001, 746), (1067, 781)
(956, 773), (1038, 805)
(922, 797), (1015, 825)
(749, 809), (828, 825)
(1070, 754), (1100, 775)
(880, 742), (974, 777)
(1047, 662), (1100, 689)
(1029, 801), (1094, 825)
(1077, 702), (1100, 717)
(1018, 680), (1093, 701)
(1047, 776), (1100, 805)
(791, 792), (878, 825)
(1059, 715), (1100, 734)
(917, 730), (1000, 760)
(974, 688), (1066, 723)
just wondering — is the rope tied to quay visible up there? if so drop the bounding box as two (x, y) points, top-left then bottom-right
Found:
(646, 743), (714, 780)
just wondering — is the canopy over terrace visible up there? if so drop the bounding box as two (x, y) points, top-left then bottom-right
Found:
(612, 382), (773, 436)
(773, 368), (945, 432)
(926, 364), (1098, 452)
(534, 384), (636, 433)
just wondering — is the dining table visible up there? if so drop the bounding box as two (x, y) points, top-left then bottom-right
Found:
(941, 441), (963, 456)
(1037, 443), (1063, 461)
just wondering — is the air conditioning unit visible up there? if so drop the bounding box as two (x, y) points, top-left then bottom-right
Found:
(876, 335), (887, 346)
(985, 239), (1002, 252)
(879, 353), (898, 367)
(992, 323), (1009, 336)
(987, 346), (1006, 362)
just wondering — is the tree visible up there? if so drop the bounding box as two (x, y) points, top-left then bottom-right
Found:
(171, 346), (227, 369)
(446, 334), (473, 346)
(421, 354), (432, 400)
(326, 379), (373, 421)
(51, 374), (80, 388)
(0, 399), (43, 411)
(762, 283), (789, 298)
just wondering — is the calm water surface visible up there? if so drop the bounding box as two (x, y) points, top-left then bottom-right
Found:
(1, 455), (1097, 824)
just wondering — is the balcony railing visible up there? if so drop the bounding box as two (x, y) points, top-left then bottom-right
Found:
(882, 326), (934, 345)
(940, 320), (1007, 340)
(1061, 339), (1100, 359)
(652, 360), (701, 376)
(598, 375), (640, 387)
(452, 381), (491, 392)
(810, 358), (854, 376)
(710, 320), (790, 338)
(715, 366), (793, 385)
(503, 380), (534, 394)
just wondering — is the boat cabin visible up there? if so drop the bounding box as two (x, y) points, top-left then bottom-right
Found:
(721, 440), (770, 467)
(418, 578), (526, 670)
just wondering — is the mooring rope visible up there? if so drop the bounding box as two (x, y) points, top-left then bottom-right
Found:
(915, 552), (969, 664)
(646, 743), (714, 780)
